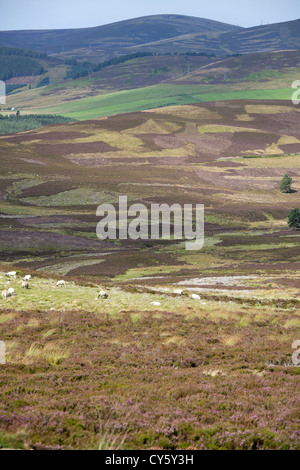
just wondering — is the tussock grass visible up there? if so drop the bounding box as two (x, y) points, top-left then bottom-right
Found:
(25, 340), (69, 366)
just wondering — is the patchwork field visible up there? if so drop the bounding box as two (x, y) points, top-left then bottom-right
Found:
(0, 99), (299, 449)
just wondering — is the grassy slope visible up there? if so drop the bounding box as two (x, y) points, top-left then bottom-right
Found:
(6, 51), (300, 120)
(0, 273), (299, 449)
(28, 86), (293, 120)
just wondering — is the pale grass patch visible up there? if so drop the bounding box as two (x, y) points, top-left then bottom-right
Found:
(245, 104), (300, 114)
(203, 369), (226, 377)
(130, 313), (142, 323)
(277, 135), (300, 145)
(197, 124), (264, 134)
(40, 341), (70, 366)
(41, 328), (57, 339)
(124, 119), (181, 135)
(250, 369), (266, 377)
(235, 114), (254, 121)
(148, 105), (221, 121)
(25, 341), (69, 366)
(108, 338), (132, 347)
(267, 333), (292, 343)
(0, 312), (16, 323)
(242, 154), (300, 169)
(152, 313), (163, 319)
(162, 335), (187, 346)
(74, 130), (143, 151)
(239, 317), (250, 327)
(98, 414), (129, 451)
(27, 318), (40, 328)
(5, 340), (18, 355)
(205, 309), (236, 322)
(284, 318), (300, 329)
(264, 143), (284, 155)
(223, 335), (240, 347)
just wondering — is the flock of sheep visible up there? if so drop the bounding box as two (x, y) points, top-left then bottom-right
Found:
(1, 271), (202, 303)
(1, 271), (31, 300)
(1, 271), (110, 301)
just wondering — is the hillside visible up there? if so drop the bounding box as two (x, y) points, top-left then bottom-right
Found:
(130, 18), (300, 56)
(173, 50), (300, 85)
(0, 99), (299, 275)
(0, 100), (299, 450)
(1, 16), (299, 65)
(0, 47), (48, 82)
(0, 46), (66, 90)
(0, 14), (241, 57)
(5, 51), (300, 121)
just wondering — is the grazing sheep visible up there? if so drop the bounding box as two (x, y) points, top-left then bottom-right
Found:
(173, 289), (183, 295)
(6, 271), (16, 279)
(21, 281), (29, 289)
(151, 301), (161, 306)
(23, 275), (31, 281)
(98, 290), (108, 299)
(56, 280), (66, 288)
(2, 288), (14, 299)
(2, 290), (9, 300)
(191, 293), (200, 300)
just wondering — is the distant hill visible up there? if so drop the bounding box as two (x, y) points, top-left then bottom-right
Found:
(0, 15), (299, 64)
(129, 18), (300, 56)
(0, 14), (241, 57)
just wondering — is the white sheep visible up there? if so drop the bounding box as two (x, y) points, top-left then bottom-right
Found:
(191, 293), (200, 300)
(6, 271), (16, 278)
(98, 290), (108, 299)
(151, 301), (161, 306)
(21, 281), (29, 289)
(2, 290), (9, 300)
(56, 280), (66, 288)
(173, 289), (183, 295)
(2, 288), (14, 300)
(23, 275), (31, 281)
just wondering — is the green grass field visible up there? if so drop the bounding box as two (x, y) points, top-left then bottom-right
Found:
(24, 85), (293, 120)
